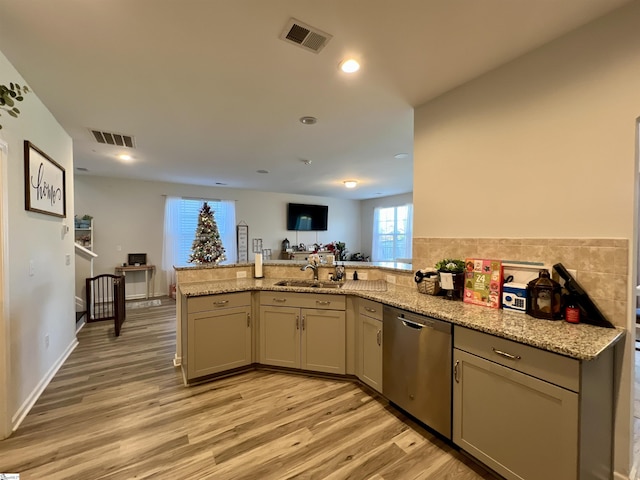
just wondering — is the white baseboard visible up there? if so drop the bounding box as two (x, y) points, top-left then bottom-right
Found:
(125, 293), (163, 301)
(11, 337), (78, 431)
(615, 469), (634, 480)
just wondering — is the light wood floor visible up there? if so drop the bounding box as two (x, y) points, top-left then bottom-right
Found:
(0, 298), (497, 480)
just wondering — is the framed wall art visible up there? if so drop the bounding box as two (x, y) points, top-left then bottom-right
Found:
(237, 222), (248, 262)
(24, 140), (66, 217)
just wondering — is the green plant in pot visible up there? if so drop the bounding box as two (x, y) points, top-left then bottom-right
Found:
(78, 214), (93, 228)
(435, 258), (466, 300)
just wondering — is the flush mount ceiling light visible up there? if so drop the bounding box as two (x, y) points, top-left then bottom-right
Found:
(339, 58), (360, 73)
(344, 180), (358, 189)
(117, 154), (132, 161)
(299, 116), (317, 125)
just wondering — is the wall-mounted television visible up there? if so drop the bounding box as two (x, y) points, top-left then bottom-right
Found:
(287, 203), (328, 231)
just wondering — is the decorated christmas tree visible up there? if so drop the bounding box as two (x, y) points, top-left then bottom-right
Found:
(188, 202), (226, 264)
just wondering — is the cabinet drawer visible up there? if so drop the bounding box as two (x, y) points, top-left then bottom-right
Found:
(358, 298), (383, 320)
(187, 292), (251, 314)
(454, 326), (579, 392)
(260, 292), (345, 310)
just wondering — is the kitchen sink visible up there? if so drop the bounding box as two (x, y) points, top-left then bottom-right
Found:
(274, 279), (343, 289)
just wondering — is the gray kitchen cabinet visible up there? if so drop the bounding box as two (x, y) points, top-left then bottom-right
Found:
(259, 292), (346, 374)
(453, 326), (613, 480)
(182, 292), (252, 382)
(357, 298), (383, 392)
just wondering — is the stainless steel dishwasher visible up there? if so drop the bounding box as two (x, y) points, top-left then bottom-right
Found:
(383, 305), (452, 439)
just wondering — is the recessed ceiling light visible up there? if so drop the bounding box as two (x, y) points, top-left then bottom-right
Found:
(117, 154), (132, 161)
(76, 167), (88, 172)
(215, 182), (227, 186)
(299, 116), (317, 125)
(344, 180), (358, 189)
(394, 153), (409, 160)
(339, 58), (360, 73)
(256, 169), (269, 174)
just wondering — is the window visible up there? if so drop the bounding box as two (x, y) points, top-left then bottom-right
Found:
(162, 197), (237, 275)
(371, 204), (413, 262)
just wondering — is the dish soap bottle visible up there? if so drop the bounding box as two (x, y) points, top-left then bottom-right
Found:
(353, 270), (358, 281)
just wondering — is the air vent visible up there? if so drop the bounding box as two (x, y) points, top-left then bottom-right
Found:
(280, 18), (332, 54)
(89, 129), (136, 148)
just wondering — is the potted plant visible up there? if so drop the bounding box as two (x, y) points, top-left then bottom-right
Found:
(326, 241), (347, 261)
(78, 214), (93, 228)
(435, 258), (466, 300)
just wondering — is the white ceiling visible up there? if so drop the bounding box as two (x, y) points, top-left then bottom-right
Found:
(0, 0), (631, 200)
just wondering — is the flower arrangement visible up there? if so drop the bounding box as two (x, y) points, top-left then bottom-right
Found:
(326, 241), (347, 261)
(435, 258), (465, 273)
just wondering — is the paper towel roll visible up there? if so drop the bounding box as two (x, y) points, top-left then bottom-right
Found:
(254, 253), (263, 278)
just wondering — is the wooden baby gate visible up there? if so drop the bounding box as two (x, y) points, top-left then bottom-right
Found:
(85, 274), (126, 336)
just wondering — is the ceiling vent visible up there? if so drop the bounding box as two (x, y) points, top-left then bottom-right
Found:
(280, 18), (332, 54)
(89, 129), (136, 148)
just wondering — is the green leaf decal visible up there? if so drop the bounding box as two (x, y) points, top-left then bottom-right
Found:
(0, 81), (31, 128)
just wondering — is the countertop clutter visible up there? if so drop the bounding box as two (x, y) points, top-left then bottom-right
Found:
(178, 277), (624, 361)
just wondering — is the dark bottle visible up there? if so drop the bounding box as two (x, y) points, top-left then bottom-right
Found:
(565, 301), (580, 324)
(353, 270), (358, 280)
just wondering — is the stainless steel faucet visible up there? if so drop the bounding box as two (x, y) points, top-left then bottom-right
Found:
(301, 263), (319, 281)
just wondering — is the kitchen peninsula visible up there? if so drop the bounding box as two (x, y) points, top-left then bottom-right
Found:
(175, 260), (624, 480)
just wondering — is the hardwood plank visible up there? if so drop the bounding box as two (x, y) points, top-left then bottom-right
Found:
(0, 297), (498, 480)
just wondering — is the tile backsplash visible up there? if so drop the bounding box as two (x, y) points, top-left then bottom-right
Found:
(413, 237), (629, 327)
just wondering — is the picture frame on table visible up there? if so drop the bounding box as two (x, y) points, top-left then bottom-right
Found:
(24, 140), (66, 218)
(237, 223), (249, 262)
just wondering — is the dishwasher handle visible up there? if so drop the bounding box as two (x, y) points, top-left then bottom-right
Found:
(400, 318), (424, 330)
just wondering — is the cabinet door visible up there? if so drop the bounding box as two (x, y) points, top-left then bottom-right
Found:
(259, 305), (300, 368)
(301, 308), (346, 374)
(187, 306), (251, 379)
(453, 349), (578, 480)
(360, 315), (382, 392)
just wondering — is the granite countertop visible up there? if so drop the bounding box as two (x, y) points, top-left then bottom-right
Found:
(178, 278), (625, 361)
(174, 260), (414, 272)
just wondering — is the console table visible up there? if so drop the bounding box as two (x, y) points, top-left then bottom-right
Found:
(115, 264), (155, 299)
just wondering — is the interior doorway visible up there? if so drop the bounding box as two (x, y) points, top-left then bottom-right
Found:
(633, 119), (640, 477)
(0, 139), (10, 439)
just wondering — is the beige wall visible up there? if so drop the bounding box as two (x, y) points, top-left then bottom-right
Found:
(0, 51), (76, 431)
(413, 2), (640, 477)
(74, 175), (364, 297)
